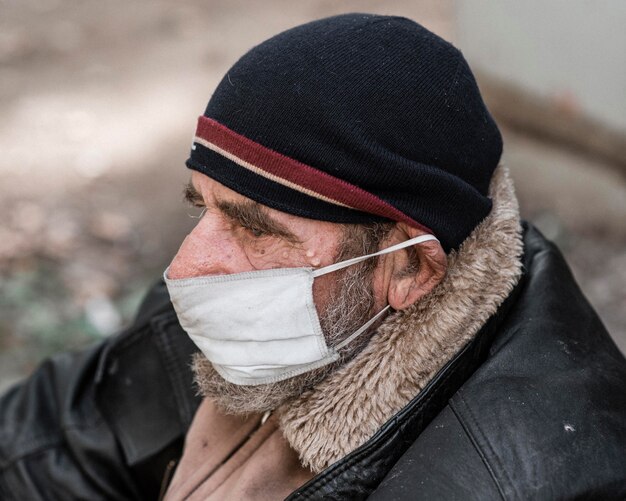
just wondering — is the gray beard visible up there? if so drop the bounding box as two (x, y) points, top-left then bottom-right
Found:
(191, 260), (377, 415)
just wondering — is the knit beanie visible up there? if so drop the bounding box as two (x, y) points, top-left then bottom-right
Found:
(186, 13), (502, 251)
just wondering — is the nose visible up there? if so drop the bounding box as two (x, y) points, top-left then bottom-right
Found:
(166, 218), (244, 280)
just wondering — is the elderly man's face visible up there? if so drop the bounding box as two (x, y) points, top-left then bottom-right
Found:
(169, 171), (387, 319)
(168, 171), (445, 413)
(168, 171), (386, 412)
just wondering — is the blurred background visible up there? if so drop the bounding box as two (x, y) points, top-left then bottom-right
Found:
(1, 0), (625, 391)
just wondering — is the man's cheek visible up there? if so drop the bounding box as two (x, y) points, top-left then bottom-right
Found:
(311, 273), (338, 319)
(243, 240), (302, 270)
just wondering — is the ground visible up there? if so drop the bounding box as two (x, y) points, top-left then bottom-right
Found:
(1, 0), (624, 391)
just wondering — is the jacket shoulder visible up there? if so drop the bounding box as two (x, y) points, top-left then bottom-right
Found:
(0, 281), (200, 500)
(466, 225), (626, 498)
(374, 226), (626, 500)
(369, 405), (501, 500)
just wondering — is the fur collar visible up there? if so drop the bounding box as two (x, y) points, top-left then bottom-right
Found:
(278, 164), (524, 473)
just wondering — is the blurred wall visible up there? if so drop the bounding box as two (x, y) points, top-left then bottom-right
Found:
(456, 1), (626, 132)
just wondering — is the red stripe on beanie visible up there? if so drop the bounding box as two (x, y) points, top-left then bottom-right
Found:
(195, 116), (432, 233)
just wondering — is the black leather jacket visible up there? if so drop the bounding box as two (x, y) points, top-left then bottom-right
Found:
(1, 224), (625, 500)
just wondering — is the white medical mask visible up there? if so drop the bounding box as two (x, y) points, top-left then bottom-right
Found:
(164, 234), (438, 386)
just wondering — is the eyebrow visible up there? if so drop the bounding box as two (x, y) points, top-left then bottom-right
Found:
(218, 199), (302, 243)
(183, 181), (204, 206)
(183, 181), (301, 243)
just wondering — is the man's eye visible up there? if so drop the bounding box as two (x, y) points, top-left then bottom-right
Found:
(248, 227), (266, 238)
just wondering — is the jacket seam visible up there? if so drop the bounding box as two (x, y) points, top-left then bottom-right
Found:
(152, 316), (196, 426)
(95, 310), (191, 465)
(107, 308), (177, 357)
(0, 437), (63, 472)
(0, 414), (110, 472)
(450, 393), (510, 501)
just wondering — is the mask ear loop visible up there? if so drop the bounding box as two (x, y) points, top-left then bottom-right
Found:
(332, 305), (391, 351)
(318, 233), (439, 352)
(312, 234), (439, 278)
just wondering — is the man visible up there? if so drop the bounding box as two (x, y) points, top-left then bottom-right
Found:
(1, 13), (625, 500)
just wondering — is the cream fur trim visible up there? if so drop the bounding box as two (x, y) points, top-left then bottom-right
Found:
(278, 164), (524, 473)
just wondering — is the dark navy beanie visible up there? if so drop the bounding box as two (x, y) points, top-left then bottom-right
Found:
(186, 13), (503, 251)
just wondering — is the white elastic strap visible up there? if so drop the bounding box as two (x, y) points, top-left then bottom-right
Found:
(312, 234), (439, 278)
(333, 305), (391, 351)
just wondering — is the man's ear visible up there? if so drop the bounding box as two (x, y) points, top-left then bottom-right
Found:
(387, 223), (447, 310)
